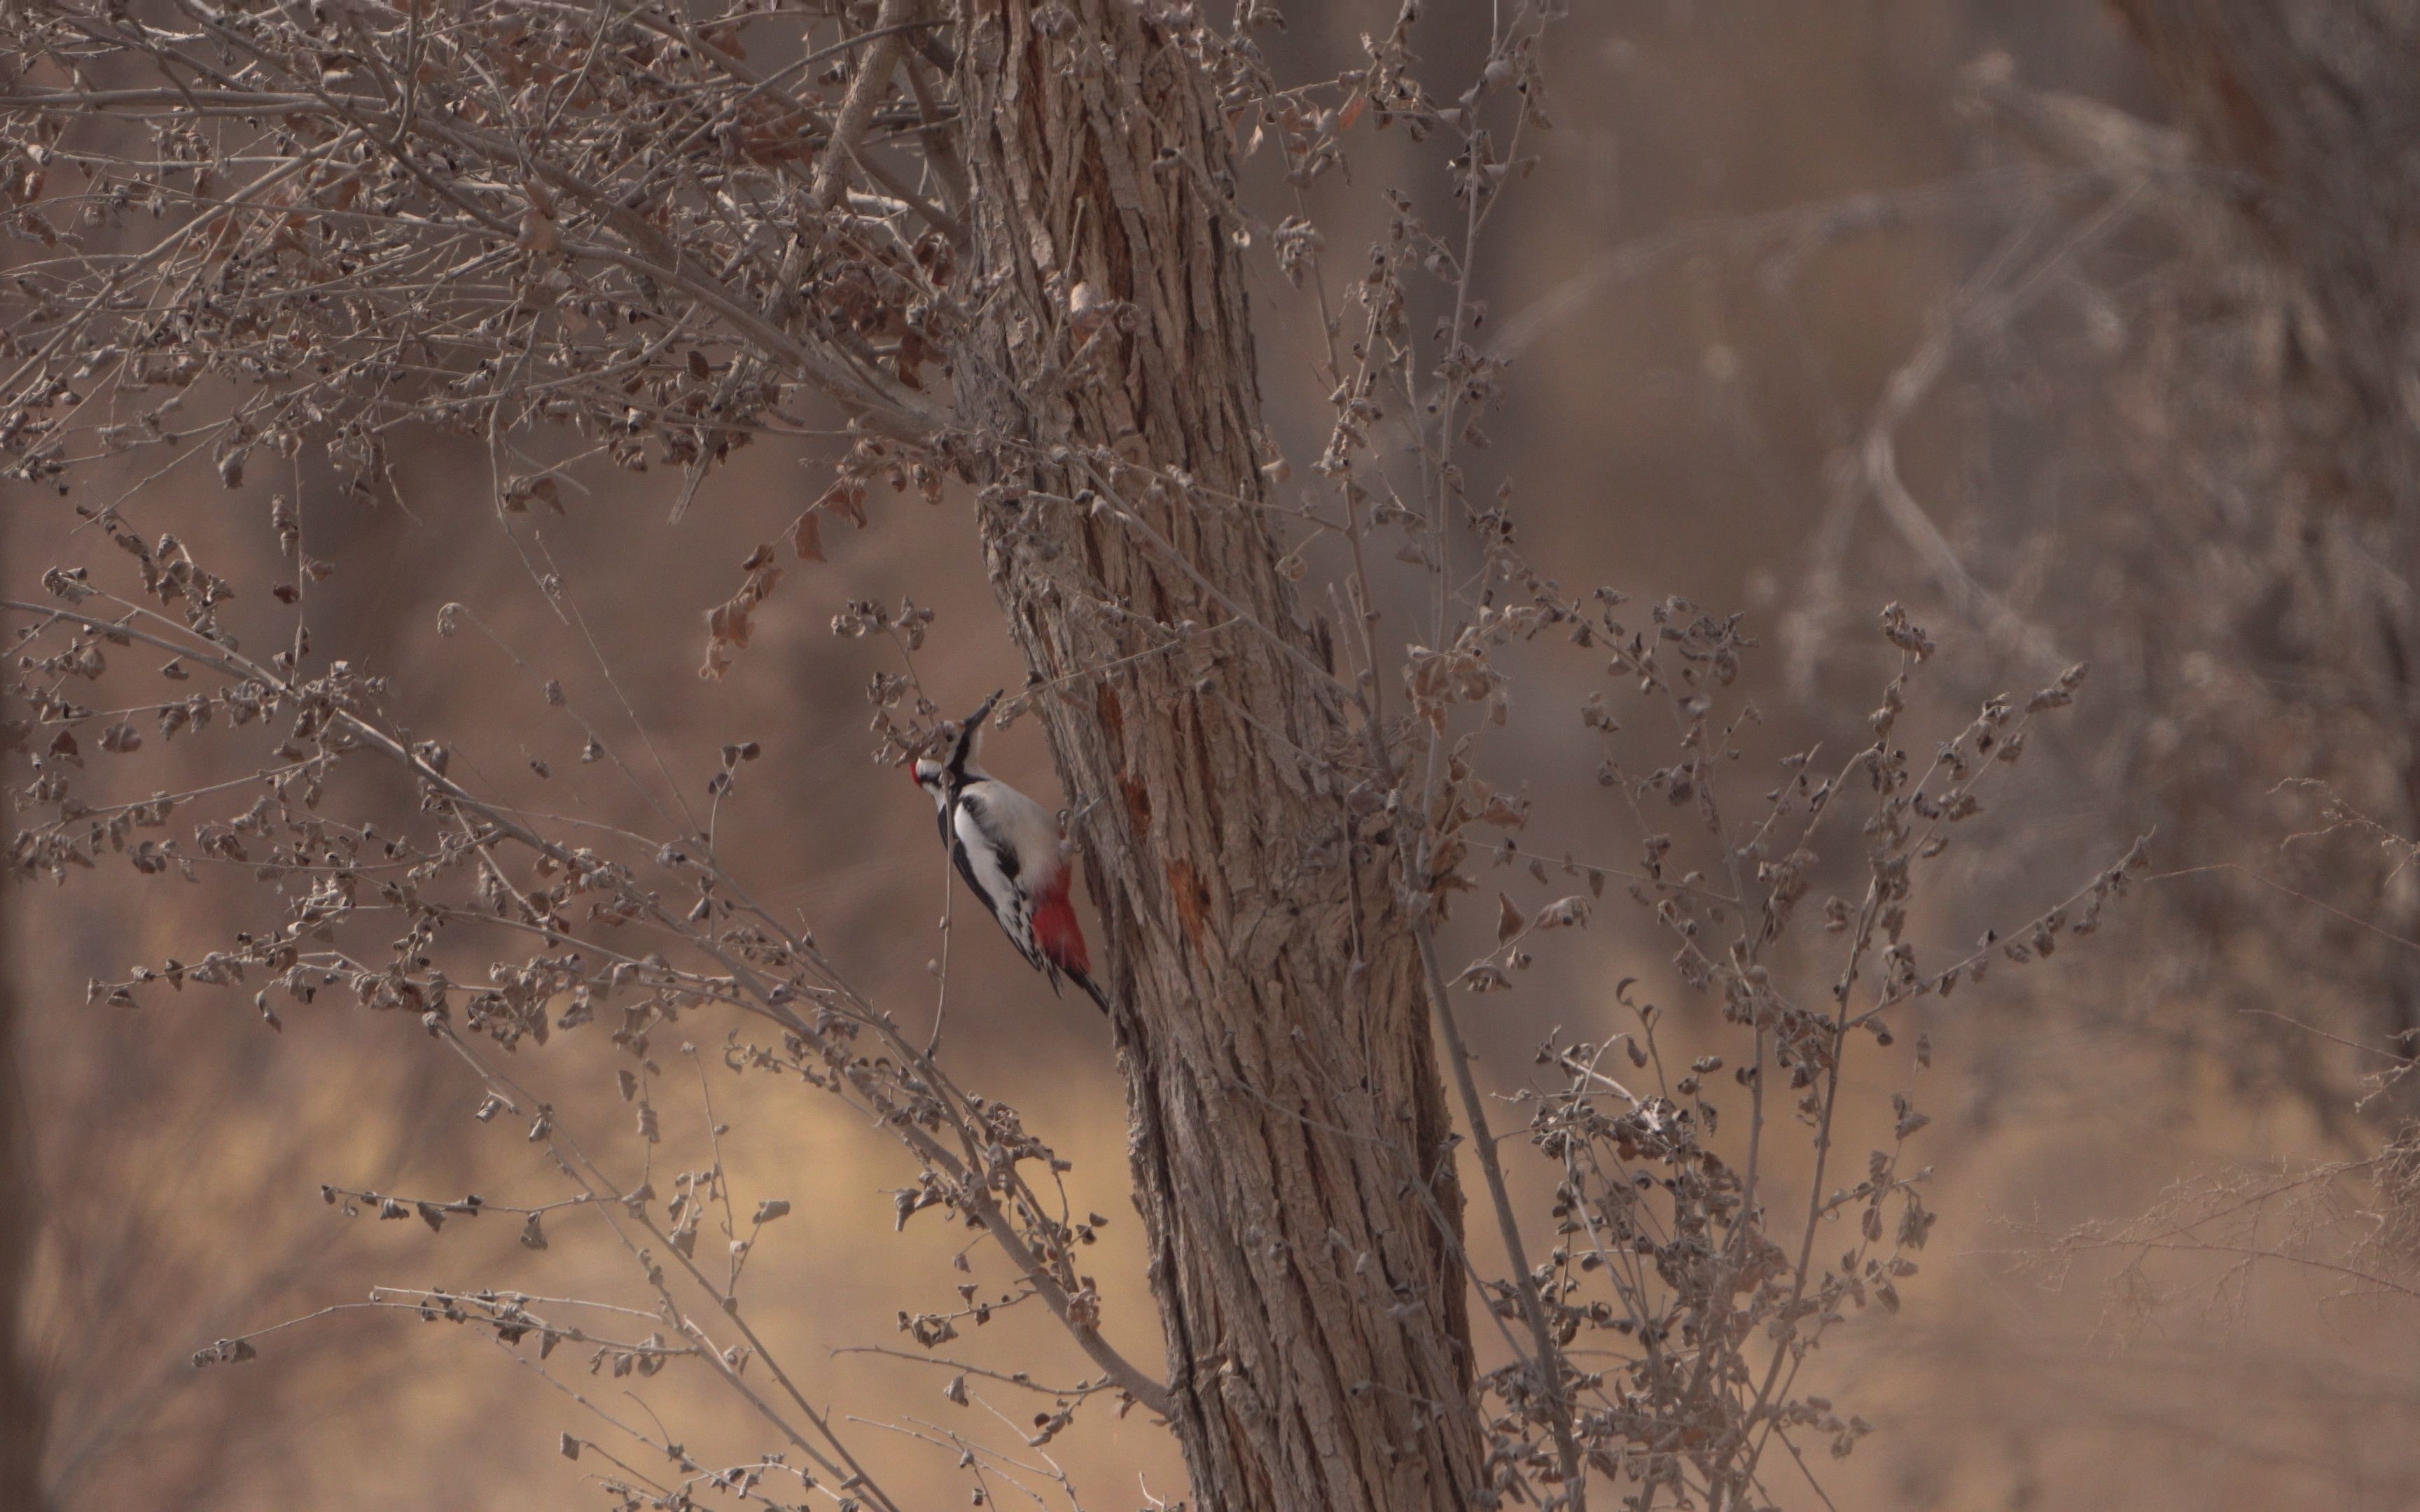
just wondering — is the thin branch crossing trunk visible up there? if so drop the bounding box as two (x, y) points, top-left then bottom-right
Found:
(953, 5), (1487, 1507)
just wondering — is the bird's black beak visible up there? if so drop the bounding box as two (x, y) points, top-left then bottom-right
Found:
(943, 690), (1006, 779)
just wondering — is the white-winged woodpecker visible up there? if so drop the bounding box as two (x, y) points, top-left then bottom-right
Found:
(909, 692), (1108, 1013)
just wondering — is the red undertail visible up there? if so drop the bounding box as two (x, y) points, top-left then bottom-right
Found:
(1031, 881), (1091, 977)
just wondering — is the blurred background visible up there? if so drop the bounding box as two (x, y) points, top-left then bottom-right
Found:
(11, 3), (2420, 1508)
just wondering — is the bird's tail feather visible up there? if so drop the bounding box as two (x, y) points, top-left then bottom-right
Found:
(1066, 967), (1113, 1016)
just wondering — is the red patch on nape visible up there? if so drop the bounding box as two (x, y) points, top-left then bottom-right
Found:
(1032, 886), (1092, 976)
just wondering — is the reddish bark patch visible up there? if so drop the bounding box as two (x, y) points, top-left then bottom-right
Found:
(1167, 858), (1211, 949)
(1122, 774), (1153, 833)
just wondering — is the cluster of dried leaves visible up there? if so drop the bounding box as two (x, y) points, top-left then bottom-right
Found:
(1456, 598), (2135, 1508)
(1351, 321), (2128, 1497)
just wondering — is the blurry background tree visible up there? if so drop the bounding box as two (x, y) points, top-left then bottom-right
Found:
(5, 4), (2420, 1512)
(2081, 3), (2420, 1127)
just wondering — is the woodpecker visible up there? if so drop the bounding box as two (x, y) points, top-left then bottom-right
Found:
(910, 691), (1110, 1013)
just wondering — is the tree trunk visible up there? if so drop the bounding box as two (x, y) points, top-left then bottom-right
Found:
(952, 6), (1485, 1508)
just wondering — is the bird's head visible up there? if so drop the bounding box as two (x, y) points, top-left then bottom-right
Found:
(904, 690), (1004, 807)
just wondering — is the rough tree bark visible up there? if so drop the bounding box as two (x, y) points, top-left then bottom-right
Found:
(951, 5), (1486, 1508)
